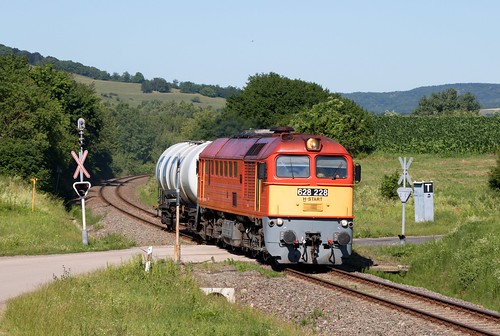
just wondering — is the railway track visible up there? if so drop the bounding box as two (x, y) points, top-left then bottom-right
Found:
(98, 175), (161, 227)
(286, 268), (500, 335)
(96, 175), (499, 335)
(97, 175), (194, 241)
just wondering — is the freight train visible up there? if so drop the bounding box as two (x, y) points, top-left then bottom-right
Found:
(156, 127), (361, 265)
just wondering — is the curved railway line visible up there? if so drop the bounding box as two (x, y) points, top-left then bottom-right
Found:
(96, 175), (194, 242)
(287, 268), (500, 336)
(98, 175), (160, 227)
(95, 175), (499, 335)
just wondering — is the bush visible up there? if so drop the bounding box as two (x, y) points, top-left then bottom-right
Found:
(488, 150), (500, 191)
(380, 171), (400, 200)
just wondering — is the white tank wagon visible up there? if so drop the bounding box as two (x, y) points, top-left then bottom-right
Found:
(155, 141), (211, 229)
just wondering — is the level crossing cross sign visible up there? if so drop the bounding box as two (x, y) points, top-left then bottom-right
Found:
(397, 156), (413, 186)
(71, 150), (91, 179)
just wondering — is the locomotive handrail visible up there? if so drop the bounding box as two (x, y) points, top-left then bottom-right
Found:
(263, 182), (311, 186)
(316, 183), (355, 187)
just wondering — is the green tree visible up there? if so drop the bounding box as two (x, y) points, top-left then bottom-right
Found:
(109, 104), (155, 175)
(131, 72), (145, 83)
(200, 86), (217, 98)
(30, 64), (113, 181)
(222, 72), (330, 130)
(138, 101), (198, 161)
(141, 80), (153, 93)
(290, 96), (374, 155)
(0, 55), (68, 189)
(413, 88), (481, 116)
(181, 108), (219, 141)
(122, 71), (131, 82)
(0, 55), (113, 193)
(179, 81), (200, 94)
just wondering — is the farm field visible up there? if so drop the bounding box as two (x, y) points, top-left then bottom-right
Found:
(73, 74), (226, 110)
(353, 153), (497, 238)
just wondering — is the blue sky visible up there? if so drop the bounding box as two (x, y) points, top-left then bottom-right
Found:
(2, 0), (499, 93)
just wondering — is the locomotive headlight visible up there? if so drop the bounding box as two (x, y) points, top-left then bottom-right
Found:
(277, 218), (284, 226)
(306, 138), (321, 151)
(340, 219), (349, 228)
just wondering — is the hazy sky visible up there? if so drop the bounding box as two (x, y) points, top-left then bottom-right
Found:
(2, 0), (499, 93)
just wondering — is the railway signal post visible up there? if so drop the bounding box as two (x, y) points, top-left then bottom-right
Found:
(397, 157), (413, 245)
(72, 118), (91, 245)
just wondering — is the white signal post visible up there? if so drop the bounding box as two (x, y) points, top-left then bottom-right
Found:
(397, 157), (413, 245)
(72, 118), (91, 245)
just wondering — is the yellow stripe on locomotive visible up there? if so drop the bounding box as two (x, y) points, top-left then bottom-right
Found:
(266, 185), (354, 217)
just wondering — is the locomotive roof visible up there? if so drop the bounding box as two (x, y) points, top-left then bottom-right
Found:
(200, 128), (349, 160)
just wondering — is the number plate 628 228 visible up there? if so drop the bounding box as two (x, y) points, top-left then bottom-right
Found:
(297, 188), (328, 197)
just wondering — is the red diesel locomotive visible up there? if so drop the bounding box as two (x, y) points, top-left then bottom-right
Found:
(156, 127), (361, 265)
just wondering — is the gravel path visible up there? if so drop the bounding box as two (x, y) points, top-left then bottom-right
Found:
(86, 177), (464, 336)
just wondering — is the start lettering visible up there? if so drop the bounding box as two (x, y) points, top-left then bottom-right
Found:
(303, 196), (322, 202)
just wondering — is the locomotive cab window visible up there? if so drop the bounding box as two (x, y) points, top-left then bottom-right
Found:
(316, 156), (347, 179)
(276, 155), (310, 178)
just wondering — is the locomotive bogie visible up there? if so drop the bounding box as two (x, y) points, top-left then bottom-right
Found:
(262, 217), (352, 265)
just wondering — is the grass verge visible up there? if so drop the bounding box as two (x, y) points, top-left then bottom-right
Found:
(0, 258), (307, 335)
(0, 176), (134, 256)
(354, 153), (497, 237)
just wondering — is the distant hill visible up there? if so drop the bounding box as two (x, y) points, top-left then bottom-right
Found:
(2, 43), (499, 114)
(0, 43), (239, 99)
(341, 83), (500, 114)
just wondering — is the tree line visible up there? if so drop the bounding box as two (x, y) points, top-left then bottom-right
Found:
(0, 44), (240, 99)
(1, 54), (498, 198)
(140, 79), (241, 99)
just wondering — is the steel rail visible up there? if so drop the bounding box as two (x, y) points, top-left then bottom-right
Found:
(286, 269), (499, 336)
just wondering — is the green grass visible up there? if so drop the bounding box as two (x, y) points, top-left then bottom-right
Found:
(353, 152), (497, 238)
(352, 153), (499, 311)
(74, 74), (226, 110)
(137, 176), (160, 208)
(0, 258), (307, 336)
(0, 176), (134, 256)
(358, 214), (499, 311)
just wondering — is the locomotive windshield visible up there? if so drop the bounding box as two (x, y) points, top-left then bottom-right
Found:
(316, 156), (347, 179)
(276, 155), (310, 178)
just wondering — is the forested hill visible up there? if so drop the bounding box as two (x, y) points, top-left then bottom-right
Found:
(342, 83), (500, 114)
(2, 43), (500, 114)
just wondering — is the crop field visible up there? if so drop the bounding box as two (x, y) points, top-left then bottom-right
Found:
(373, 115), (500, 154)
(73, 75), (226, 110)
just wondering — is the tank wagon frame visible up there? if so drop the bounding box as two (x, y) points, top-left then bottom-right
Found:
(156, 127), (361, 265)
